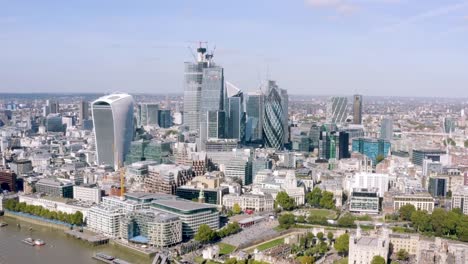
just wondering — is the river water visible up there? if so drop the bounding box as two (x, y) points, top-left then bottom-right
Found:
(0, 215), (151, 264)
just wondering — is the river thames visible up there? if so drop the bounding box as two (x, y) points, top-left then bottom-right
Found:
(0, 216), (151, 264)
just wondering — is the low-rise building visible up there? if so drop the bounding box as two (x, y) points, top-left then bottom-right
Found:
(389, 233), (420, 256)
(35, 179), (74, 198)
(349, 228), (389, 264)
(120, 209), (182, 247)
(73, 185), (101, 204)
(151, 199), (219, 238)
(223, 193), (274, 212)
(393, 192), (435, 213)
(349, 188), (380, 214)
(452, 185), (468, 215)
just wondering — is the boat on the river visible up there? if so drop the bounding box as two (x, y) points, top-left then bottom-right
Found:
(22, 238), (46, 246)
(22, 237), (35, 246)
(34, 239), (46, 246)
(92, 253), (132, 264)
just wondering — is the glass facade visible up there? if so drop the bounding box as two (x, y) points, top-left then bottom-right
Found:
(158, 110), (172, 128)
(352, 138), (391, 165)
(246, 93), (264, 142)
(183, 63), (204, 131)
(92, 93), (134, 169)
(326, 96), (348, 124)
(207, 110), (226, 139)
(380, 117), (393, 141)
(200, 66), (224, 123)
(263, 81), (285, 149)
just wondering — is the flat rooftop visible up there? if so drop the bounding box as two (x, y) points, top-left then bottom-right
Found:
(151, 199), (217, 213)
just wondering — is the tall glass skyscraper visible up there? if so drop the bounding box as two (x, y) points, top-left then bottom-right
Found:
(183, 62), (203, 131)
(183, 46), (224, 133)
(353, 94), (362, 124)
(226, 82), (245, 141)
(263, 80), (285, 149)
(246, 92), (264, 142)
(207, 110), (226, 139)
(380, 117), (393, 141)
(92, 93), (134, 170)
(352, 137), (391, 165)
(327, 97), (348, 124)
(138, 103), (159, 127)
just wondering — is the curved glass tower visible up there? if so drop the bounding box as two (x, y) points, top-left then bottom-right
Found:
(263, 81), (285, 149)
(92, 93), (134, 170)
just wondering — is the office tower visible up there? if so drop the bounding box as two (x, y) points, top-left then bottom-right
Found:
(183, 46), (223, 132)
(353, 94), (362, 124)
(380, 117), (393, 141)
(443, 117), (456, 134)
(79, 100), (89, 125)
(309, 123), (321, 150)
(158, 109), (173, 128)
(92, 93), (134, 170)
(246, 92), (264, 142)
(326, 97), (348, 124)
(45, 114), (65, 132)
(200, 68), (224, 124)
(337, 131), (350, 159)
(263, 80), (285, 149)
(138, 103), (159, 127)
(280, 88), (289, 144)
(207, 110), (226, 139)
(226, 83), (245, 141)
(47, 100), (59, 114)
(352, 138), (391, 165)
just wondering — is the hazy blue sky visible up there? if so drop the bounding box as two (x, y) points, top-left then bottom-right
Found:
(1, 0), (468, 97)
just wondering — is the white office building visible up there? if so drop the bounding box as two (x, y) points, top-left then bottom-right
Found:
(92, 93), (134, 170)
(349, 173), (389, 197)
(73, 185), (101, 204)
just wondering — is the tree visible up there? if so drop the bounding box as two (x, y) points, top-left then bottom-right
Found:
(445, 210), (461, 236)
(279, 213), (296, 229)
(327, 232), (334, 242)
(276, 191), (295, 211)
(396, 249), (409, 261)
(319, 191), (335, 209)
(297, 215), (306, 223)
(456, 215), (468, 242)
(410, 210), (431, 232)
(371, 255), (386, 264)
(337, 213), (355, 227)
(225, 258), (238, 264)
(232, 203), (242, 215)
(307, 187), (322, 207)
(465, 139), (468, 148)
(334, 233), (349, 256)
(194, 224), (217, 243)
(299, 256), (314, 264)
(398, 204), (416, 221)
(307, 215), (328, 225)
(376, 154), (385, 164)
(431, 208), (448, 236)
(316, 232), (324, 241)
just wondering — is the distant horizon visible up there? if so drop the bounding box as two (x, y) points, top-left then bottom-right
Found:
(0, 92), (467, 101)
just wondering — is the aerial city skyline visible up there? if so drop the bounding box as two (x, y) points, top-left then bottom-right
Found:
(2, 1), (468, 97)
(1, 1), (468, 264)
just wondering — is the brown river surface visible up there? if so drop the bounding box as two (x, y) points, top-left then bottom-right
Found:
(0, 215), (151, 264)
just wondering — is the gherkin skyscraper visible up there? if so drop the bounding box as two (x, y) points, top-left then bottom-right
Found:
(263, 80), (286, 149)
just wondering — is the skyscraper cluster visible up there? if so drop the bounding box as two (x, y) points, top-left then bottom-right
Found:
(182, 46), (289, 150)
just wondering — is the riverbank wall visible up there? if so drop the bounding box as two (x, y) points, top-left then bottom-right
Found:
(3, 211), (72, 231)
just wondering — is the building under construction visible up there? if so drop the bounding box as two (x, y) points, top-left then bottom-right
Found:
(144, 164), (193, 195)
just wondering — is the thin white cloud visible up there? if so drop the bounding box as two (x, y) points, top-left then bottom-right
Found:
(305, 0), (359, 15)
(379, 2), (468, 32)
